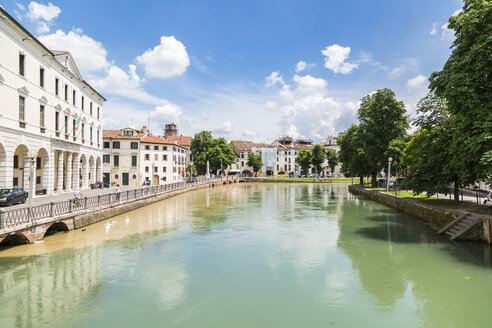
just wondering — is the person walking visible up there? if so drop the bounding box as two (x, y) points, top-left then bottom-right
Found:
(115, 184), (120, 201)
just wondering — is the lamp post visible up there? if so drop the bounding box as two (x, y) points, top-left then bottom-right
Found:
(27, 149), (37, 222)
(387, 157), (393, 193)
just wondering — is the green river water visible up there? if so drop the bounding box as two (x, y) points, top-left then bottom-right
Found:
(1, 183), (491, 327)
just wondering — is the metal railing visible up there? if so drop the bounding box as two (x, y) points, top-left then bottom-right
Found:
(0, 176), (235, 230)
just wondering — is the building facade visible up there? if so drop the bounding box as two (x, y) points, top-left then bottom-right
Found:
(0, 8), (105, 195)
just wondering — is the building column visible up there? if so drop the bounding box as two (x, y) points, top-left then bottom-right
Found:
(1, 154), (13, 189)
(72, 153), (79, 189)
(82, 157), (89, 189)
(66, 152), (72, 191)
(56, 150), (63, 192)
(90, 159), (96, 184)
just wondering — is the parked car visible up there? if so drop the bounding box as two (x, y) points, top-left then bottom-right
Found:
(90, 182), (105, 189)
(0, 188), (28, 206)
(187, 177), (197, 183)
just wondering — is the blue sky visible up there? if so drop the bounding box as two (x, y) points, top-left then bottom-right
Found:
(3, 0), (463, 142)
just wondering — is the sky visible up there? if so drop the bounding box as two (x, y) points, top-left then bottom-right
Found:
(2, 0), (463, 142)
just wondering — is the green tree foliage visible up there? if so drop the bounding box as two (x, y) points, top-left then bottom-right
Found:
(338, 124), (370, 184)
(384, 137), (408, 177)
(295, 149), (312, 175)
(190, 131), (235, 175)
(247, 152), (263, 176)
(208, 138), (237, 174)
(311, 145), (326, 174)
(429, 0), (492, 187)
(402, 93), (460, 198)
(358, 89), (409, 186)
(326, 150), (338, 175)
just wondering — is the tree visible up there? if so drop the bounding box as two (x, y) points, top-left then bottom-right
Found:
(186, 163), (197, 177)
(429, 0), (492, 188)
(311, 145), (326, 175)
(295, 149), (312, 175)
(191, 131), (214, 175)
(384, 137), (408, 177)
(338, 124), (370, 184)
(207, 138), (236, 174)
(402, 92), (465, 200)
(326, 150), (338, 175)
(358, 89), (409, 186)
(247, 152), (263, 176)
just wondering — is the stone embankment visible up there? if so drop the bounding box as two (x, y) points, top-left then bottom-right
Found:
(0, 177), (237, 246)
(348, 185), (492, 243)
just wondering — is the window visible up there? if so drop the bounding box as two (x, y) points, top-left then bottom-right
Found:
(13, 177), (18, 187)
(90, 102), (93, 116)
(162, 155), (167, 161)
(124, 130), (133, 136)
(97, 130), (100, 144)
(162, 167), (166, 172)
(13, 155), (19, 169)
(112, 141), (120, 149)
(145, 154), (150, 160)
(36, 157), (42, 169)
(162, 146), (167, 150)
(40, 68), (44, 87)
(82, 123), (85, 139)
(241, 161), (244, 167)
(145, 145), (150, 150)
(132, 156), (137, 167)
(104, 142), (110, 148)
(19, 54), (25, 76)
(73, 119), (76, 137)
(90, 127), (93, 142)
(131, 142), (138, 149)
(64, 85), (68, 101)
(19, 96), (25, 121)
(55, 112), (59, 131)
(40, 105), (45, 127)
(64, 115), (68, 134)
(154, 146), (159, 150)
(55, 78), (59, 96)
(81, 96), (85, 110)
(73, 90), (76, 106)
(97, 107), (100, 119)
(154, 154), (158, 161)
(145, 166), (149, 173)
(36, 176), (41, 184)
(103, 155), (110, 163)
(114, 155), (119, 167)
(154, 166), (158, 173)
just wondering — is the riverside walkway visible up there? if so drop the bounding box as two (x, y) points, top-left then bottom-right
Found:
(0, 176), (238, 245)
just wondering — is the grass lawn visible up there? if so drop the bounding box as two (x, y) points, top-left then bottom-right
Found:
(373, 189), (492, 215)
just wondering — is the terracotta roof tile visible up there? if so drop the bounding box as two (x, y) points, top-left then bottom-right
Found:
(165, 135), (192, 146)
(141, 134), (175, 145)
(103, 129), (144, 140)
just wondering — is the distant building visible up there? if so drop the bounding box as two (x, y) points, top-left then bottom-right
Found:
(163, 123), (192, 167)
(164, 123), (178, 137)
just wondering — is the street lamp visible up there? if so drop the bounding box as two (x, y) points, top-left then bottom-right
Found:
(387, 157), (393, 193)
(27, 149), (37, 222)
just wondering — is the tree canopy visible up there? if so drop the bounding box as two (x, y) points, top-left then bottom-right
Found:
(295, 149), (312, 175)
(338, 124), (370, 184)
(247, 152), (263, 176)
(326, 150), (338, 175)
(190, 131), (236, 175)
(311, 145), (326, 174)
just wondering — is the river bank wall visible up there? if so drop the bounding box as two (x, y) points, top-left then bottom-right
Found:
(348, 185), (492, 243)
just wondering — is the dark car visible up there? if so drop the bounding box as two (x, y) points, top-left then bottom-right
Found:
(0, 188), (28, 206)
(90, 182), (104, 189)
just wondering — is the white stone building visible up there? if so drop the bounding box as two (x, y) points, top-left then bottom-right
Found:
(0, 8), (104, 195)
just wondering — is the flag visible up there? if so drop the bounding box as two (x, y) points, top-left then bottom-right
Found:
(75, 116), (81, 125)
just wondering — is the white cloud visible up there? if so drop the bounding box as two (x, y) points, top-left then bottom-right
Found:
(296, 61), (315, 73)
(136, 36), (190, 79)
(292, 74), (327, 95)
(321, 44), (359, 74)
(406, 74), (427, 89)
(27, 1), (61, 21)
(14, 2), (25, 11)
(150, 103), (183, 124)
(441, 23), (455, 40)
(214, 121), (232, 135)
(242, 129), (256, 138)
(388, 66), (406, 79)
(430, 22), (437, 35)
(39, 29), (110, 72)
(265, 71), (284, 88)
(36, 21), (50, 34)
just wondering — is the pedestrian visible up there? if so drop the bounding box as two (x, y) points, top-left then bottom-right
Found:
(115, 184), (120, 201)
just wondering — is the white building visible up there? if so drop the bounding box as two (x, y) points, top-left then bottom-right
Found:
(0, 8), (105, 195)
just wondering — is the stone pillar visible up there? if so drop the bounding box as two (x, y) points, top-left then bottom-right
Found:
(72, 153), (79, 189)
(56, 150), (63, 192)
(90, 159), (96, 184)
(82, 157), (89, 189)
(96, 158), (102, 183)
(22, 155), (30, 191)
(1, 153), (14, 189)
(66, 152), (72, 191)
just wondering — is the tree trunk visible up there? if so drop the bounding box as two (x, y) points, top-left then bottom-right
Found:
(371, 173), (377, 188)
(454, 179), (460, 203)
(359, 176), (364, 185)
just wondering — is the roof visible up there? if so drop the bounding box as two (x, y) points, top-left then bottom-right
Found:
(230, 140), (277, 156)
(51, 50), (69, 56)
(165, 135), (192, 147)
(141, 134), (176, 145)
(0, 7), (106, 101)
(103, 129), (145, 140)
(272, 140), (314, 150)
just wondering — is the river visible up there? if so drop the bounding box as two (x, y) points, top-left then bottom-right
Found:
(1, 183), (491, 327)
